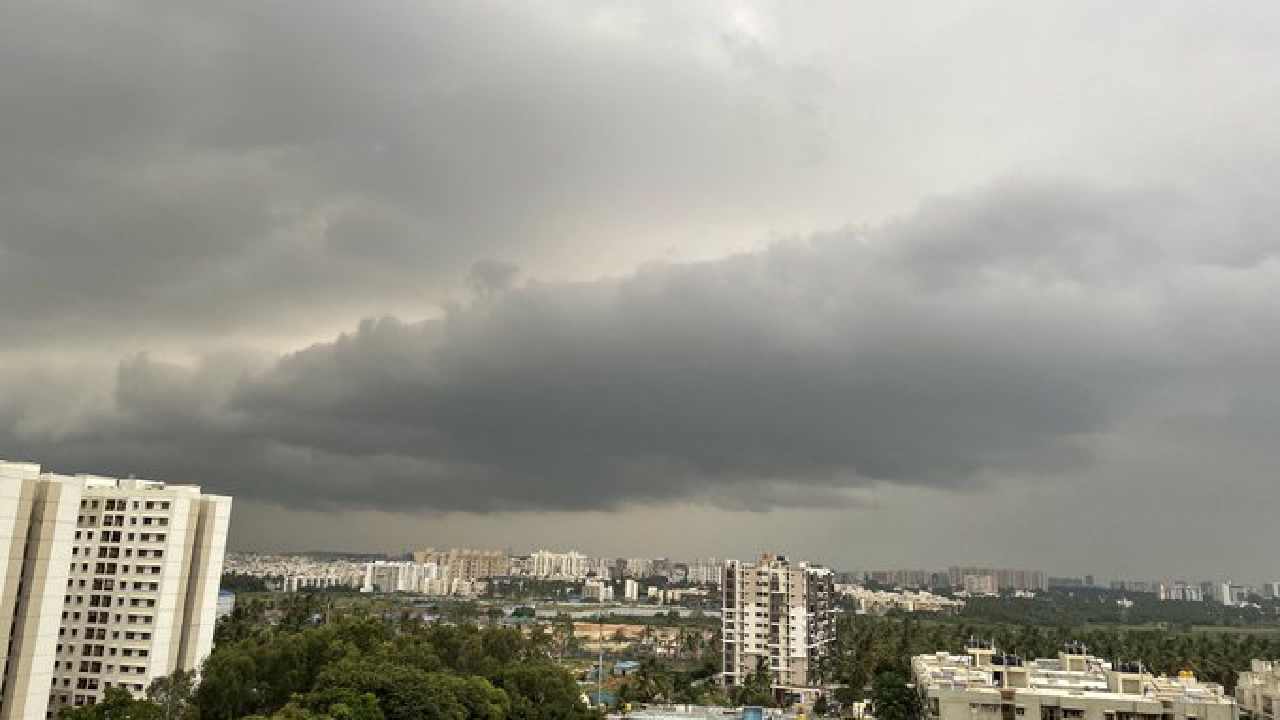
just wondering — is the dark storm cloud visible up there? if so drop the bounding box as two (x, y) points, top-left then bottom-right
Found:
(0, 0), (843, 346)
(7, 180), (1278, 513)
(9, 1), (1278, 351)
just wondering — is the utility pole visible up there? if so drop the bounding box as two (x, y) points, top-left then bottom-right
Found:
(598, 609), (605, 709)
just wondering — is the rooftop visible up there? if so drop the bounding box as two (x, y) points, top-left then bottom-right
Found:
(913, 648), (1233, 705)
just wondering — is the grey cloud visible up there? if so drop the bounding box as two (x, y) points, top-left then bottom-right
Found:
(7, 179), (1277, 515)
(8, 1), (1280, 352)
(0, 1), (846, 349)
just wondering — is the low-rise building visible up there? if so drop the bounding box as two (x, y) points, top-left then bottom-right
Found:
(835, 585), (964, 614)
(1236, 659), (1280, 720)
(913, 642), (1236, 720)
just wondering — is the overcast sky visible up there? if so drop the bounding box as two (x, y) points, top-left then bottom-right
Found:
(3, 1), (1280, 582)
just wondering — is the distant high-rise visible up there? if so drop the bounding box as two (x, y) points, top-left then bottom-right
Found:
(0, 461), (231, 720)
(721, 553), (835, 704)
(947, 566), (1047, 591)
(410, 548), (509, 580)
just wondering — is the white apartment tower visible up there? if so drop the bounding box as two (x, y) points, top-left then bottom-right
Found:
(721, 553), (835, 702)
(0, 461), (231, 720)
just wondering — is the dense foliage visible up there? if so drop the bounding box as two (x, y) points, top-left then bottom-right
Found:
(959, 589), (1280, 628)
(611, 656), (728, 707)
(220, 572), (275, 593)
(200, 618), (598, 720)
(869, 671), (922, 720)
(67, 600), (598, 720)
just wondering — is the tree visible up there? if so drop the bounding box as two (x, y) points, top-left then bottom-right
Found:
(731, 657), (775, 708)
(147, 670), (196, 720)
(495, 662), (601, 720)
(869, 671), (921, 720)
(62, 687), (162, 720)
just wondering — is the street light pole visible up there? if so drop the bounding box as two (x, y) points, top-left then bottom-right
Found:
(598, 609), (605, 709)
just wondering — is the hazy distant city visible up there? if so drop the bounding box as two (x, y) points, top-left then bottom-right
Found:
(224, 549), (1280, 607)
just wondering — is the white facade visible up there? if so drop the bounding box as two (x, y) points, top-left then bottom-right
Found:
(583, 578), (614, 602)
(1236, 659), (1280, 720)
(1221, 583), (1254, 606)
(0, 461), (231, 720)
(835, 584), (964, 614)
(361, 561), (438, 593)
(721, 553), (835, 699)
(530, 550), (588, 579)
(624, 578), (640, 601)
(687, 558), (725, 586)
(914, 644), (1236, 720)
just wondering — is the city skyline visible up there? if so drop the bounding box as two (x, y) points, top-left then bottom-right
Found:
(5, 3), (1280, 581)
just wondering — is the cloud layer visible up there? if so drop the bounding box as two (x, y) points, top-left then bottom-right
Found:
(6, 179), (1279, 514)
(5, 2), (1280, 572)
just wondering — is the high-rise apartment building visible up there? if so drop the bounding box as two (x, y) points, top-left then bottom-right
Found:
(529, 550), (588, 579)
(721, 553), (835, 703)
(948, 567), (1047, 592)
(1, 461), (231, 720)
(410, 548), (509, 580)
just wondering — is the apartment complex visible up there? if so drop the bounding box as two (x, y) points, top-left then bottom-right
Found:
(530, 550), (589, 579)
(411, 548), (509, 580)
(913, 642), (1236, 720)
(721, 553), (835, 702)
(948, 567), (1048, 592)
(834, 585), (964, 614)
(0, 461), (231, 720)
(1236, 659), (1280, 720)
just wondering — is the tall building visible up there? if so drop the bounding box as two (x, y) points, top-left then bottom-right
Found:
(866, 569), (939, 589)
(963, 574), (998, 595)
(1159, 581), (1204, 602)
(411, 548), (509, 580)
(1220, 582), (1254, 606)
(361, 561), (438, 593)
(721, 553), (835, 703)
(687, 558), (725, 587)
(582, 577), (613, 602)
(914, 642), (1235, 720)
(1, 460), (231, 720)
(530, 550), (588, 579)
(948, 567), (1047, 592)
